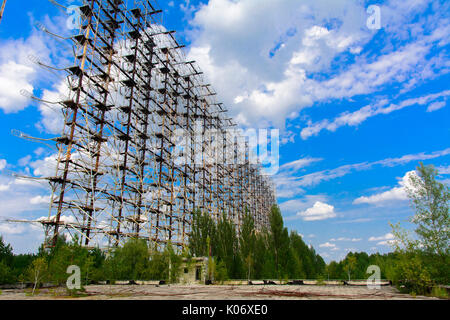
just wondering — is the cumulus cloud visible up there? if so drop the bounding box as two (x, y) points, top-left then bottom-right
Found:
(0, 223), (26, 235)
(36, 79), (68, 134)
(297, 201), (336, 221)
(30, 195), (51, 205)
(185, 0), (450, 130)
(0, 28), (54, 113)
(186, 0), (373, 128)
(280, 195), (328, 215)
(353, 171), (417, 206)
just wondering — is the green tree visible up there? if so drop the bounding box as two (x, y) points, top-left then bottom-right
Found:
(214, 213), (241, 279)
(107, 238), (150, 281)
(390, 162), (450, 290)
(0, 236), (15, 284)
(403, 163), (449, 257)
(189, 210), (216, 257)
(26, 257), (48, 295)
(344, 255), (357, 281)
(44, 236), (94, 286)
(269, 205), (290, 278)
(0, 235), (13, 266)
(164, 242), (182, 283)
(239, 212), (256, 280)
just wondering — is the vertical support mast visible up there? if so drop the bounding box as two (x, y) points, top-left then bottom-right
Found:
(39, 0), (276, 251)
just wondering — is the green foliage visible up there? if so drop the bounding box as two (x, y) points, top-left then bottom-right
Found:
(344, 255), (357, 281)
(42, 236), (95, 286)
(0, 235), (13, 266)
(389, 162), (450, 293)
(26, 257), (48, 295)
(214, 260), (228, 283)
(2, 204), (331, 283)
(0, 260), (14, 284)
(240, 211), (256, 280)
(431, 286), (448, 299)
(394, 251), (432, 295)
(404, 163), (449, 256)
(189, 210), (216, 257)
(0, 235), (36, 284)
(165, 242), (182, 283)
(269, 205), (290, 278)
(214, 213), (241, 279)
(107, 238), (150, 281)
(0, 235), (15, 284)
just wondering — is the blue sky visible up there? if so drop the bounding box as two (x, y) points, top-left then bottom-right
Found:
(0, 0), (449, 262)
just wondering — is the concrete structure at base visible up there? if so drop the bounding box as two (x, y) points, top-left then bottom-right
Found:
(179, 257), (210, 284)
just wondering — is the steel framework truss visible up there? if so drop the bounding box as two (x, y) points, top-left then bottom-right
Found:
(19, 0), (277, 250)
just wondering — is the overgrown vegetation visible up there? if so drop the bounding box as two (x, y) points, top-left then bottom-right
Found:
(0, 162), (447, 299)
(189, 205), (326, 280)
(327, 163), (449, 297)
(0, 205), (325, 287)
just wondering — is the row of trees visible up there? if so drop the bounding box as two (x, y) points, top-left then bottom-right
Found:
(0, 235), (186, 288)
(189, 205), (326, 280)
(0, 205), (326, 287)
(1, 162), (447, 297)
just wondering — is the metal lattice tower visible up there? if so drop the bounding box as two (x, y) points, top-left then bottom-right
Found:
(15, 0), (277, 251)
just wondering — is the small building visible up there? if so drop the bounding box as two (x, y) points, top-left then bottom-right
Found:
(179, 257), (211, 284)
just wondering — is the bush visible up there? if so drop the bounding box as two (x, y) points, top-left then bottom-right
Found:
(215, 260), (228, 283)
(431, 286), (448, 299)
(0, 260), (14, 284)
(395, 253), (432, 295)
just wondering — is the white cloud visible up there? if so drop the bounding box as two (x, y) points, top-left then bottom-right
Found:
(29, 154), (58, 177)
(301, 90), (450, 139)
(0, 30), (53, 113)
(275, 148), (450, 192)
(280, 195), (328, 216)
(319, 242), (336, 248)
(437, 165), (450, 175)
(279, 157), (322, 173)
(330, 237), (361, 242)
(369, 233), (394, 242)
(18, 155), (32, 167)
(187, 0), (373, 128)
(183, 0), (450, 133)
(36, 79), (68, 134)
(377, 240), (396, 246)
(353, 171), (417, 206)
(297, 201), (336, 221)
(0, 184), (10, 191)
(0, 223), (26, 235)
(427, 101), (446, 112)
(0, 62), (35, 113)
(30, 195), (51, 205)
(0, 159), (6, 171)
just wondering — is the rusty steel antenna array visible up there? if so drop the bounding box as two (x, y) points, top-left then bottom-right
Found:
(15, 0), (277, 251)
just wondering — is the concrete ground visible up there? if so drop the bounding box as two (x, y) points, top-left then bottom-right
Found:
(0, 284), (439, 300)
